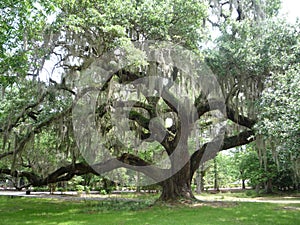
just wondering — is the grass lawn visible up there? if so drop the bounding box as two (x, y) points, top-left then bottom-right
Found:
(0, 196), (299, 225)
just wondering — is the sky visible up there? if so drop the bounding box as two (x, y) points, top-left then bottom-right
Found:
(280, 0), (300, 23)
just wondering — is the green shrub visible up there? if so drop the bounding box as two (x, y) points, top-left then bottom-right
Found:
(245, 190), (257, 197)
(100, 189), (107, 195)
(32, 186), (49, 192)
(84, 186), (90, 194)
(76, 185), (84, 192)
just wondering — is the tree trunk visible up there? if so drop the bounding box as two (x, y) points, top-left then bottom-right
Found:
(240, 170), (246, 189)
(242, 179), (246, 189)
(159, 163), (195, 202)
(195, 170), (201, 194)
(159, 176), (195, 201)
(265, 179), (273, 193)
(255, 184), (260, 193)
(195, 169), (205, 194)
(213, 158), (219, 191)
(136, 172), (141, 193)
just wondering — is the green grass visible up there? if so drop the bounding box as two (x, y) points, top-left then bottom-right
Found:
(0, 196), (299, 225)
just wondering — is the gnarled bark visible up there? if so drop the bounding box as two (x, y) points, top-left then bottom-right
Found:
(160, 170), (195, 201)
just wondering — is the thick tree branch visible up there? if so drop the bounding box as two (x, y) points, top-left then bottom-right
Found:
(190, 130), (255, 179)
(195, 97), (256, 128)
(129, 110), (150, 130)
(0, 152), (167, 187)
(226, 106), (256, 128)
(222, 130), (255, 150)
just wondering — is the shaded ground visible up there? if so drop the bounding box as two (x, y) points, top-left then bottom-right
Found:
(196, 194), (300, 204)
(196, 188), (300, 204)
(0, 189), (300, 204)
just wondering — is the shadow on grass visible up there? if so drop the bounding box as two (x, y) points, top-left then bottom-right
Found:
(0, 196), (299, 225)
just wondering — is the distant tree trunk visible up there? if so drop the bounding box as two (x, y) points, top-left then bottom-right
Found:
(195, 169), (203, 194)
(195, 170), (201, 194)
(213, 158), (219, 191)
(255, 184), (260, 193)
(265, 179), (273, 193)
(49, 183), (56, 194)
(242, 179), (246, 189)
(195, 167), (205, 194)
(240, 170), (246, 189)
(136, 171), (141, 193)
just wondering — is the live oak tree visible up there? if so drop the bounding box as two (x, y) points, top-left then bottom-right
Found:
(0, 0), (298, 201)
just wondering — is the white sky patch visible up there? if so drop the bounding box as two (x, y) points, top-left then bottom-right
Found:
(279, 0), (300, 23)
(40, 56), (64, 83)
(165, 118), (173, 128)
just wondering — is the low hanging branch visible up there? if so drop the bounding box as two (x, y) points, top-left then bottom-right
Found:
(0, 152), (167, 188)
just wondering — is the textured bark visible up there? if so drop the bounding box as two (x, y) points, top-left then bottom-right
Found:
(159, 163), (195, 201)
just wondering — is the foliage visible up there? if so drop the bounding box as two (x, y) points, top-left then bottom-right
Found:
(256, 65), (300, 153)
(237, 147), (273, 189)
(254, 64), (300, 189)
(68, 175), (84, 192)
(206, 19), (300, 126)
(234, 147), (262, 187)
(204, 152), (240, 188)
(208, 19), (299, 78)
(0, 0), (56, 86)
(234, 144), (299, 191)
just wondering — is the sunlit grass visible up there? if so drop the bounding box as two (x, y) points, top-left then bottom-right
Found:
(0, 196), (299, 225)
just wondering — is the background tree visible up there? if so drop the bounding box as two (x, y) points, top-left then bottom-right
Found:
(206, 5), (300, 192)
(255, 64), (300, 191)
(202, 152), (239, 190)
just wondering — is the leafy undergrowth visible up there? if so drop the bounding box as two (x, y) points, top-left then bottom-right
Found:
(0, 196), (299, 225)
